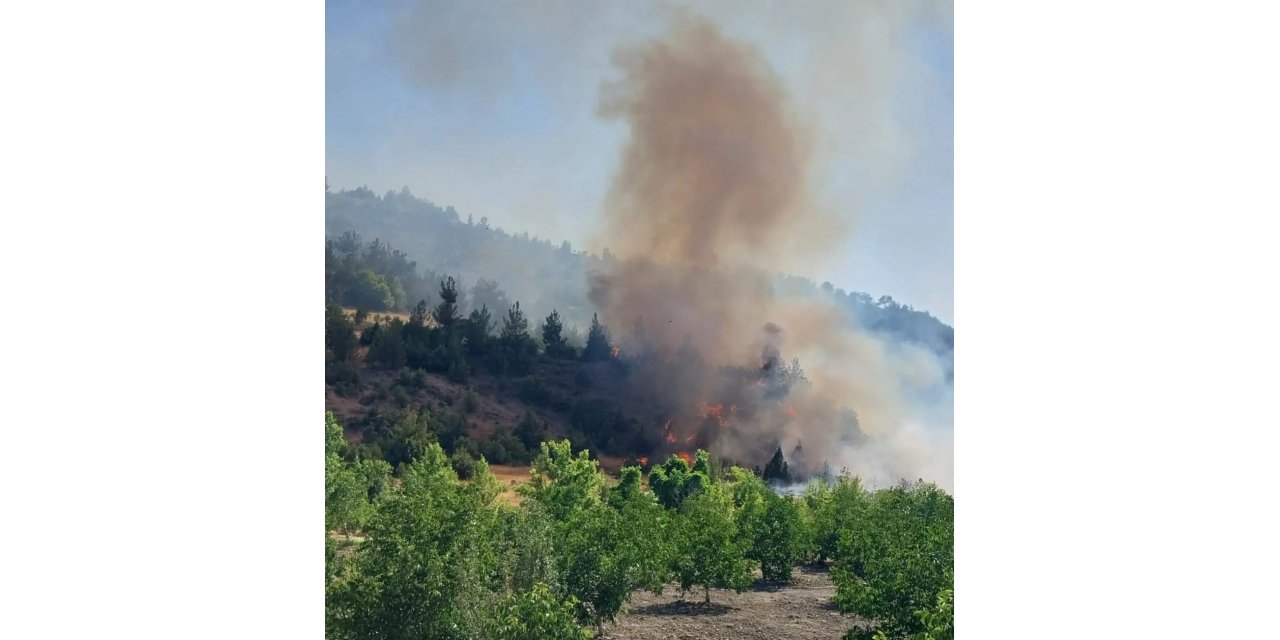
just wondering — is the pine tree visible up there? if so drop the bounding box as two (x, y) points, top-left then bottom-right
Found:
(582, 313), (612, 362)
(432, 277), (460, 330)
(762, 446), (791, 485)
(542, 309), (569, 358)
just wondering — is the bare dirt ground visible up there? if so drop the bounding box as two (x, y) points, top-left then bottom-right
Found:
(603, 565), (866, 640)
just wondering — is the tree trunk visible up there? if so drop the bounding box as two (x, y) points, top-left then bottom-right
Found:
(704, 586), (710, 604)
(596, 619), (604, 638)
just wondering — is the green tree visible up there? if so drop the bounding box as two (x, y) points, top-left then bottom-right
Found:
(607, 466), (643, 509)
(762, 446), (791, 484)
(672, 483), (753, 603)
(582, 313), (612, 362)
(326, 303), (358, 362)
(368, 319), (407, 369)
(350, 269), (396, 310)
(326, 443), (503, 640)
(542, 309), (571, 358)
(559, 499), (670, 634)
(432, 276), (461, 330)
(490, 583), (592, 640)
(735, 473), (805, 583)
(518, 440), (604, 522)
(464, 305), (493, 355)
(833, 482), (953, 640)
(513, 412), (547, 453)
(809, 475), (867, 562)
(326, 412), (374, 535)
(648, 452), (709, 510)
(495, 301), (536, 375)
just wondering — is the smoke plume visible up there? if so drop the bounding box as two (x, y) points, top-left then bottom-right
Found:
(589, 15), (952, 490)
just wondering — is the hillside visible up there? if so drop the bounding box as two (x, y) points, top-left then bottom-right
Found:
(325, 186), (953, 369)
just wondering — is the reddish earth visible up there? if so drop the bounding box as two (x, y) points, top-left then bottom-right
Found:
(603, 566), (867, 640)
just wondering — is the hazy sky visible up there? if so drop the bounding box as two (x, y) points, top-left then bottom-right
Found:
(326, 0), (953, 323)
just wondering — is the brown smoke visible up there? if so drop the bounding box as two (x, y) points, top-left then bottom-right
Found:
(589, 15), (951, 490)
(590, 15), (843, 363)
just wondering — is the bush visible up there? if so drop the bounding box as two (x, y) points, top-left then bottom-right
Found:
(573, 369), (593, 388)
(326, 360), (360, 394)
(451, 449), (477, 480)
(462, 390), (480, 414)
(518, 376), (551, 406)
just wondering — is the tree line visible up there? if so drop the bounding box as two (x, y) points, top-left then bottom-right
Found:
(326, 412), (954, 640)
(326, 184), (953, 365)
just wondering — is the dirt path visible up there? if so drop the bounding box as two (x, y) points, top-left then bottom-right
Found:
(603, 566), (866, 640)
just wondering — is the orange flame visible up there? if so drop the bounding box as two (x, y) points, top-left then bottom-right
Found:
(783, 403), (798, 419)
(663, 419), (676, 443)
(637, 456), (649, 466)
(700, 402), (728, 427)
(675, 451), (693, 466)
(611, 346), (621, 358)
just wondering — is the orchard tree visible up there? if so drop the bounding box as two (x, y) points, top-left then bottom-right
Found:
(735, 472), (806, 582)
(672, 484), (753, 603)
(808, 475), (867, 562)
(490, 583), (591, 640)
(648, 452), (710, 510)
(326, 443), (505, 640)
(518, 440), (604, 522)
(832, 482), (953, 640)
(559, 498), (670, 635)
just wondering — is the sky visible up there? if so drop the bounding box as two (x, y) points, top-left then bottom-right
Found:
(326, 0), (953, 323)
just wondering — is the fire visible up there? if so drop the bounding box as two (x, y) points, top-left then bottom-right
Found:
(783, 403), (798, 419)
(637, 456), (649, 466)
(675, 451), (693, 466)
(700, 401), (728, 427)
(663, 419), (676, 443)
(684, 434), (695, 444)
(611, 346), (621, 358)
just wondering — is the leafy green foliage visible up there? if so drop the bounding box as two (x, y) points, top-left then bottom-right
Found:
(518, 439), (604, 522)
(808, 475), (868, 562)
(558, 499), (669, 633)
(648, 452), (710, 510)
(732, 469), (806, 582)
(326, 412), (383, 534)
(671, 483), (753, 603)
(833, 482), (954, 640)
(491, 583), (592, 640)
(450, 449), (477, 480)
(326, 442), (503, 640)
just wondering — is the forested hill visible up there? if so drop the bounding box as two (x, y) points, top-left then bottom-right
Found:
(325, 186), (953, 363)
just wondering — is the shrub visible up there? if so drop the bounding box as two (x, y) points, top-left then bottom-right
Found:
(451, 449), (477, 480)
(462, 390), (480, 414)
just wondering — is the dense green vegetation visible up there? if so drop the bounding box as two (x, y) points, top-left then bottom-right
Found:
(325, 412), (953, 639)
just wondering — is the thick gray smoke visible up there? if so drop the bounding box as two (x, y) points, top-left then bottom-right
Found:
(589, 15), (952, 490)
